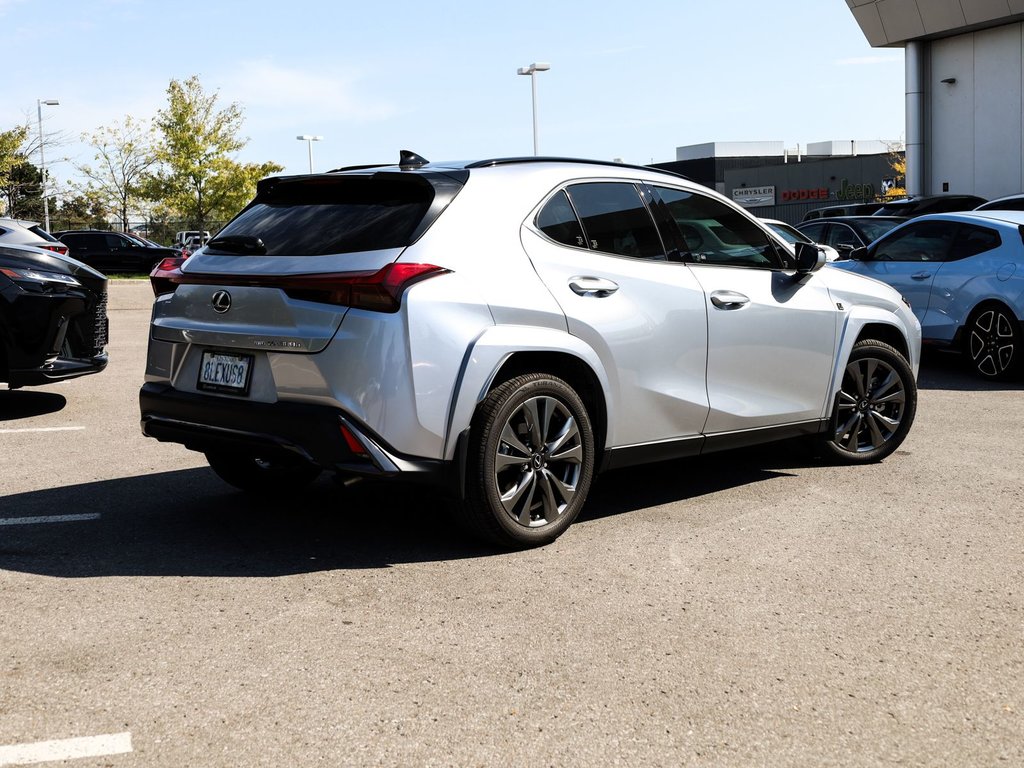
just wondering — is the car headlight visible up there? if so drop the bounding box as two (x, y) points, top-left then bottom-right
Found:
(0, 266), (82, 292)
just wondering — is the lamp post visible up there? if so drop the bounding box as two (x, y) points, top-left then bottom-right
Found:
(296, 135), (323, 174)
(37, 99), (59, 232)
(516, 62), (550, 155)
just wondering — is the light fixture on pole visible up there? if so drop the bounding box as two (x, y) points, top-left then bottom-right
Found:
(296, 135), (323, 174)
(37, 99), (59, 232)
(516, 62), (550, 155)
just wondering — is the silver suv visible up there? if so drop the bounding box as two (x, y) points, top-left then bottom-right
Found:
(140, 154), (921, 547)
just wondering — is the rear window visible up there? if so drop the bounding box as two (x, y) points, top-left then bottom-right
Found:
(212, 175), (441, 256)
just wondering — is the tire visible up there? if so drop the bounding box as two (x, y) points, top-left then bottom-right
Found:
(457, 373), (595, 548)
(964, 303), (1022, 380)
(819, 340), (917, 464)
(205, 451), (321, 493)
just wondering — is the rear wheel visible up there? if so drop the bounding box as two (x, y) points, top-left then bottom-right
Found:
(457, 373), (595, 548)
(819, 340), (917, 464)
(965, 304), (1022, 380)
(205, 451), (321, 493)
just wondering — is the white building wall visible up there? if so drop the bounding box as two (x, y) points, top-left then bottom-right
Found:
(928, 23), (1024, 198)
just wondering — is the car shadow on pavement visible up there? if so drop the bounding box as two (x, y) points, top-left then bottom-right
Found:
(0, 443), (812, 577)
(581, 440), (806, 524)
(917, 349), (1024, 392)
(0, 390), (68, 420)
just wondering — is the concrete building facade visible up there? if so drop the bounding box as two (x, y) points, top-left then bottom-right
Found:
(847, 0), (1024, 199)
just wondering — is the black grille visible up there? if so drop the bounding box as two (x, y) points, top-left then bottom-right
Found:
(92, 289), (109, 354)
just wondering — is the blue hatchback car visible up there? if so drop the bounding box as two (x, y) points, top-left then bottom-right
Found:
(831, 210), (1024, 379)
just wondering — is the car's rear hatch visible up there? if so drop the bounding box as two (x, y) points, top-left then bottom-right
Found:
(151, 169), (466, 352)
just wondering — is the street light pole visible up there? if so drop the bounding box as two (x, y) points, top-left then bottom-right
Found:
(296, 135), (323, 174)
(36, 99), (59, 232)
(516, 63), (550, 156)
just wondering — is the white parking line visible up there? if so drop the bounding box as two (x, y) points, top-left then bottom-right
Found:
(0, 427), (86, 434)
(0, 514), (101, 527)
(0, 732), (132, 766)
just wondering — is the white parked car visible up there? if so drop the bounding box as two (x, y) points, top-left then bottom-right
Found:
(141, 154), (921, 547)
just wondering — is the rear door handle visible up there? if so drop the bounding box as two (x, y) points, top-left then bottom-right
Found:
(710, 290), (750, 309)
(911, 271), (932, 280)
(569, 276), (619, 297)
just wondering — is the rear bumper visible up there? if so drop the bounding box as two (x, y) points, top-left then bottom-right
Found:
(6, 353), (108, 387)
(139, 382), (451, 485)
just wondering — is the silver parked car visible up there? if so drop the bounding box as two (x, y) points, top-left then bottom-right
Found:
(140, 154), (921, 547)
(0, 217), (69, 256)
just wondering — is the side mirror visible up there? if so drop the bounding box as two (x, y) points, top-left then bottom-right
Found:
(794, 241), (826, 274)
(849, 246), (868, 261)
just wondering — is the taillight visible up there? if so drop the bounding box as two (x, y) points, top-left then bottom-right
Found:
(282, 263), (450, 312)
(159, 263), (450, 312)
(40, 244), (69, 255)
(149, 256), (187, 297)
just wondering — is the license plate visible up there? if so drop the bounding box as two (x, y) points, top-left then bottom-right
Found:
(197, 350), (253, 395)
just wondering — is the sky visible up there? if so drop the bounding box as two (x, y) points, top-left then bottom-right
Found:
(2, 0), (906, 196)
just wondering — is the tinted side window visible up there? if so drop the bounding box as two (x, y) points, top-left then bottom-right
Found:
(654, 186), (780, 268)
(873, 221), (958, 262)
(827, 224), (861, 250)
(564, 183), (664, 258)
(950, 225), (1001, 260)
(536, 190), (586, 249)
(798, 222), (826, 242)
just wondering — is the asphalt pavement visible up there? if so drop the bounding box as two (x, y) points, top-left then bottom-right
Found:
(0, 279), (1021, 767)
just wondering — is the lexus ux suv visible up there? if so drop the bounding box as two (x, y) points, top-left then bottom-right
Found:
(140, 153), (921, 547)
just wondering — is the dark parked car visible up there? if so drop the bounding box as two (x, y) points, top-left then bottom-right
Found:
(54, 230), (181, 274)
(797, 216), (907, 257)
(0, 242), (108, 388)
(801, 202), (884, 221)
(872, 194), (986, 218)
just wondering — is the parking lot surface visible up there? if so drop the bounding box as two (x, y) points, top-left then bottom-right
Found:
(1, 279), (1022, 766)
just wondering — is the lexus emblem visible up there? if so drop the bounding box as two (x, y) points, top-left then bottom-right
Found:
(211, 290), (232, 314)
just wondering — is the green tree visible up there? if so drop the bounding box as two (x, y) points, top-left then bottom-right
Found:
(883, 140), (906, 199)
(52, 191), (110, 231)
(0, 126), (36, 217)
(0, 159), (42, 220)
(148, 75), (282, 230)
(77, 115), (157, 232)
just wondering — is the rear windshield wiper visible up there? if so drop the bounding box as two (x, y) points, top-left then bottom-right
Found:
(205, 235), (267, 255)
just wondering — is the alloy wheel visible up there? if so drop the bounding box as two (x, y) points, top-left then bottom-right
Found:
(493, 395), (584, 528)
(968, 308), (1017, 378)
(833, 356), (908, 454)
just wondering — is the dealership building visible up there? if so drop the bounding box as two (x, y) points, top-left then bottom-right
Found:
(653, 140), (899, 223)
(847, 0), (1024, 200)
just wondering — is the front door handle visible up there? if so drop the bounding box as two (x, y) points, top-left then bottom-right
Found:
(710, 290), (750, 309)
(911, 271), (932, 280)
(569, 276), (619, 297)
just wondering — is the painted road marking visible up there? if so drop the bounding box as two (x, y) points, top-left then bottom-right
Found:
(0, 427), (85, 434)
(0, 514), (101, 527)
(0, 732), (132, 766)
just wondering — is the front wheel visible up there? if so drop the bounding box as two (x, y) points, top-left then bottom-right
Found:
(205, 451), (321, 493)
(819, 340), (917, 464)
(965, 304), (1022, 380)
(457, 373), (595, 548)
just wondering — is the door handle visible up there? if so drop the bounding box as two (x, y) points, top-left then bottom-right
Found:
(911, 271), (932, 280)
(568, 276), (619, 297)
(710, 290), (750, 309)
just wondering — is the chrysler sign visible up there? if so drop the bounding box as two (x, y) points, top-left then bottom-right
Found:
(732, 186), (776, 208)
